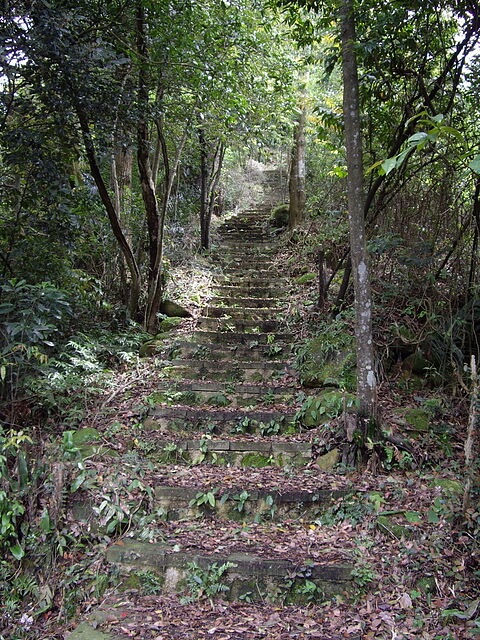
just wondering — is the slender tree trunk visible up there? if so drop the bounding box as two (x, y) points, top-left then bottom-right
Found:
(76, 105), (141, 318)
(340, 0), (377, 422)
(289, 108), (306, 228)
(137, 3), (163, 333)
(199, 128), (209, 250)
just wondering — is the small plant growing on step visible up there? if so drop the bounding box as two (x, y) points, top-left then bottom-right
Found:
(259, 419), (282, 436)
(181, 561), (236, 605)
(232, 490), (250, 513)
(189, 488), (218, 510)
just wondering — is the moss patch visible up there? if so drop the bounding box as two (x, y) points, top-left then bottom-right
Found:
(241, 453), (272, 468)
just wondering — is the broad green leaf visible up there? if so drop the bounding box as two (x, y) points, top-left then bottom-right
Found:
(404, 511), (422, 523)
(469, 155), (480, 174)
(381, 157), (397, 175)
(10, 543), (25, 560)
(427, 508), (439, 523)
(407, 132), (429, 144)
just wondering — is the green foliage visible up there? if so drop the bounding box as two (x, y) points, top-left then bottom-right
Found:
(294, 390), (355, 427)
(0, 279), (72, 400)
(317, 493), (374, 528)
(137, 570), (164, 596)
(181, 561), (236, 604)
(189, 488), (219, 510)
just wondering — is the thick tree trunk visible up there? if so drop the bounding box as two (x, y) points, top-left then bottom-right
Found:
(289, 108), (306, 228)
(340, 0), (377, 421)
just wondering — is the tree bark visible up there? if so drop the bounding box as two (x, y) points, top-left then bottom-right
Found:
(340, 0), (377, 421)
(289, 108), (306, 228)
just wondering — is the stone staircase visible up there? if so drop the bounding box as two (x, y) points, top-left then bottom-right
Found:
(69, 184), (359, 639)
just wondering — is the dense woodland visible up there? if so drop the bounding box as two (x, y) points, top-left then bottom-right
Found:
(0, 0), (479, 638)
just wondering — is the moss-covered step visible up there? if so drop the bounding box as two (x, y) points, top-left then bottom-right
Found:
(196, 316), (283, 333)
(212, 284), (285, 298)
(152, 380), (297, 406)
(168, 340), (290, 362)
(205, 306), (282, 320)
(191, 329), (292, 346)
(148, 406), (296, 431)
(140, 438), (311, 467)
(213, 296), (283, 309)
(152, 483), (348, 520)
(105, 538), (353, 603)
(215, 274), (288, 287)
(160, 358), (293, 382)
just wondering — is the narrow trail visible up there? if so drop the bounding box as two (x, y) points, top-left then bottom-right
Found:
(68, 166), (359, 639)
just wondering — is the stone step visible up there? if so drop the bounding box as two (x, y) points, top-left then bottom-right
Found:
(149, 405), (296, 430)
(212, 284), (285, 298)
(169, 340), (290, 361)
(196, 316), (283, 333)
(205, 306), (282, 320)
(139, 436), (311, 467)
(151, 380), (297, 409)
(161, 358), (293, 382)
(152, 482), (345, 519)
(191, 330), (291, 346)
(105, 537), (353, 603)
(213, 296), (282, 309)
(216, 272), (285, 284)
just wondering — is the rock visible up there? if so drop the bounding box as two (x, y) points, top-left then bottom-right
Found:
(295, 273), (316, 285)
(139, 332), (172, 357)
(270, 203), (289, 227)
(159, 317), (183, 332)
(72, 428), (101, 445)
(402, 351), (433, 374)
(404, 408), (430, 432)
(67, 622), (112, 640)
(316, 448), (339, 471)
(430, 478), (463, 495)
(160, 300), (192, 318)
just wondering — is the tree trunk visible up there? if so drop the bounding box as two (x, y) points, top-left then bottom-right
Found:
(137, 3), (163, 333)
(289, 108), (306, 228)
(340, 0), (377, 422)
(76, 105), (141, 319)
(199, 128), (209, 250)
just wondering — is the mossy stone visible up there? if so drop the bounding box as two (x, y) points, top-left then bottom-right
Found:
(72, 428), (101, 445)
(270, 203), (289, 227)
(159, 317), (182, 332)
(316, 448), (340, 471)
(160, 300), (192, 318)
(402, 351), (433, 374)
(67, 623), (113, 640)
(404, 408), (430, 432)
(139, 333), (173, 357)
(377, 515), (414, 540)
(295, 273), (316, 285)
(241, 453), (271, 468)
(430, 478), (463, 495)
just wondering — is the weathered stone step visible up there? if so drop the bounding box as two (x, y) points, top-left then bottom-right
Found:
(191, 330), (291, 346)
(196, 315), (282, 333)
(205, 306), (282, 320)
(151, 380), (297, 409)
(213, 296), (282, 309)
(169, 340), (290, 361)
(153, 482), (345, 519)
(212, 284), (285, 298)
(161, 358), (292, 382)
(105, 538), (352, 603)
(149, 405), (296, 430)
(216, 272), (286, 284)
(140, 437), (310, 467)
